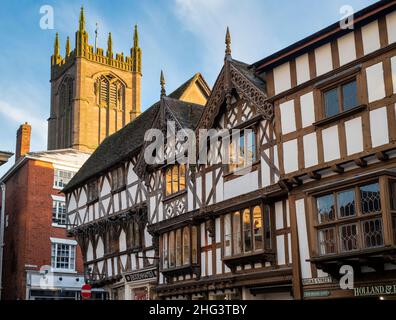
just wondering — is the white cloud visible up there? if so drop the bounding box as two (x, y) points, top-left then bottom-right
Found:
(0, 100), (47, 145)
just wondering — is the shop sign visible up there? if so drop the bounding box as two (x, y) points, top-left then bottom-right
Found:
(302, 276), (333, 286)
(354, 284), (396, 297)
(125, 269), (156, 282)
(303, 290), (331, 298)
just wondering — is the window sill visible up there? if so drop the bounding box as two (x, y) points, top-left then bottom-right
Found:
(50, 268), (78, 274)
(223, 160), (260, 181)
(222, 250), (275, 271)
(163, 190), (187, 202)
(313, 104), (367, 127)
(52, 223), (67, 229)
(160, 263), (200, 278)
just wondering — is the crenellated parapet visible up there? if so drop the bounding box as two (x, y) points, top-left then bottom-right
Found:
(51, 6), (142, 80)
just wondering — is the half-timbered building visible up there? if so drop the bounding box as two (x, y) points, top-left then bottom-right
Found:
(65, 0), (396, 300)
(63, 74), (210, 300)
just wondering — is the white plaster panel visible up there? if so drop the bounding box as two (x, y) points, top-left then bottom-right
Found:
(206, 171), (213, 205)
(223, 171), (258, 199)
(280, 100), (296, 134)
(295, 199), (312, 278)
(87, 241), (93, 262)
(300, 92), (315, 127)
(274, 62), (291, 94)
(386, 11), (396, 44)
(315, 43), (333, 76)
(101, 177), (111, 197)
(366, 62), (386, 102)
(296, 53), (310, 85)
(96, 237), (104, 259)
(337, 32), (356, 66)
(303, 132), (318, 168)
(216, 248), (222, 274)
(362, 20), (381, 55)
(275, 201), (284, 230)
(345, 117), (363, 155)
(215, 218), (221, 243)
(119, 230), (127, 252)
(370, 107), (389, 147)
(391, 56), (396, 93)
(322, 125), (340, 162)
(282, 139), (298, 173)
(276, 235), (286, 265)
(215, 168), (223, 203)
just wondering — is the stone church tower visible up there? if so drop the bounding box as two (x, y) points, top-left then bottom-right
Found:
(47, 7), (142, 152)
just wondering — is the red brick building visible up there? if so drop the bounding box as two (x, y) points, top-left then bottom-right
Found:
(0, 123), (96, 300)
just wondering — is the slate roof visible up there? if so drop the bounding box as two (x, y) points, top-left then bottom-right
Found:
(63, 83), (206, 193)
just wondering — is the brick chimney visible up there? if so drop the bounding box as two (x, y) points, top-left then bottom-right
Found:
(15, 122), (31, 162)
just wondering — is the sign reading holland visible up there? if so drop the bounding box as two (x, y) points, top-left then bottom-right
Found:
(354, 284), (396, 297)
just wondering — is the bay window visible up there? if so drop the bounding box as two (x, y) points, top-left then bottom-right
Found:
(161, 225), (198, 270)
(223, 204), (271, 258)
(315, 181), (384, 256)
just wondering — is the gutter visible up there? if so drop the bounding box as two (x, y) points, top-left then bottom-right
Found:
(0, 182), (6, 299)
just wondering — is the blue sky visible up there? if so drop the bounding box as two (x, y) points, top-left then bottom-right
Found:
(0, 0), (376, 176)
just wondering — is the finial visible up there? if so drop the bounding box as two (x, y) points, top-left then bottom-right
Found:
(225, 26), (231, 58)
(66, 36), (70, 56)
(160, 70), (166, 97)
(54, 32), (60, 56)
(107, 32), (113, 58)
(79, 6), (85, 32)
(133, 24), (139, 48)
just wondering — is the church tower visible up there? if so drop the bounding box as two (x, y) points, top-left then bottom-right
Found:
(47, 7), (142, 152)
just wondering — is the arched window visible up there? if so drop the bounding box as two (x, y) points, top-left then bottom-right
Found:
(176, 229), (182, 266)
(95, 74), (126, 141)
(58, 77), (73, 148)
(182, 227), (190, 265)
(191, 226), (198, 264)
(169, 231), (175, 267)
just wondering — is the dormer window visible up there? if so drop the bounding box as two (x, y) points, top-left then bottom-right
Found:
(87, 180), (99, 203)
(111, 166), (125, 192)
(228, 127), (257, 172)
(165, 164), (186, 197)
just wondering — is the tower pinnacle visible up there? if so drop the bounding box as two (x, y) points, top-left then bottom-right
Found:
(54, 32), (60, 56)
(107, 32), (113, 58)
(79, 6), (85, 32)
(225, 26), (231, 59)
(131, 25), (142, 74)
(66, 36), (70, 56)
(160, 70), (166, 97)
